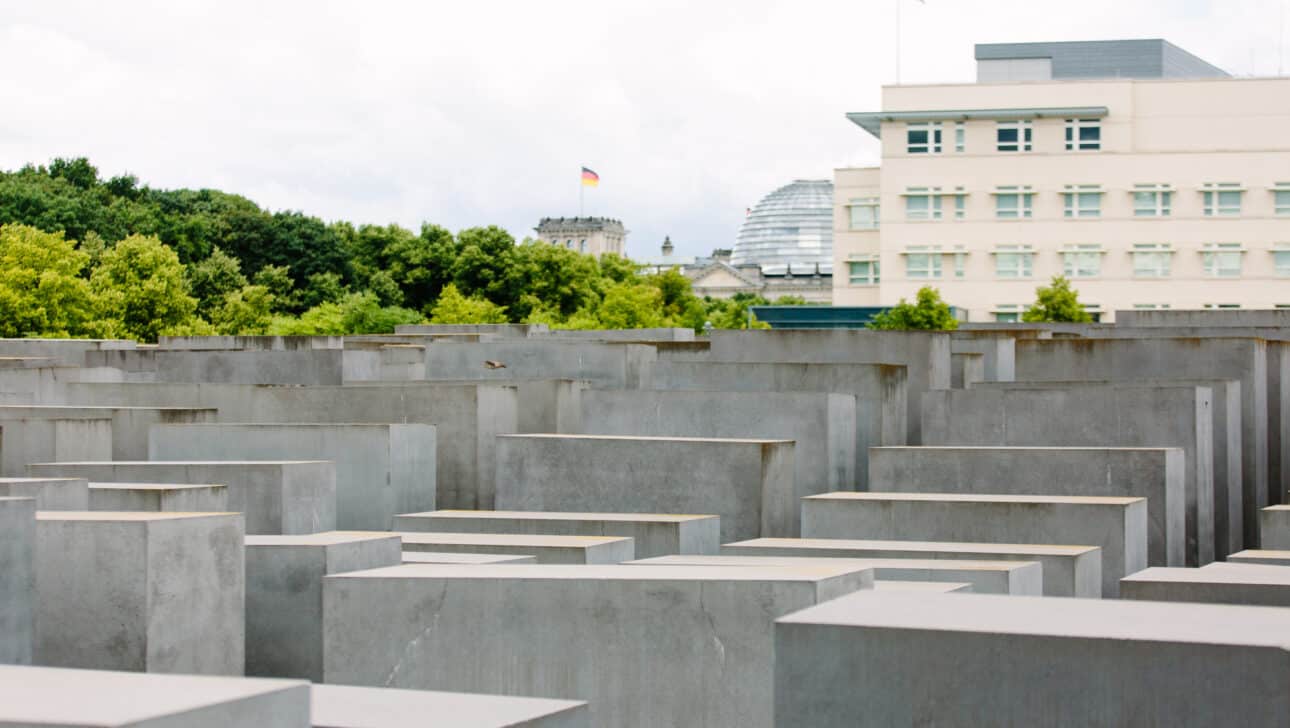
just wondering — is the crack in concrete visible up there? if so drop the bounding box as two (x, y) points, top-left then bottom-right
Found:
(383, 582), (448, 687)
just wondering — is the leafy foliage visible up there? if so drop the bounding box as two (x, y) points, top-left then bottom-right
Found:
(867, 286), (959, 331)
(89, 234), (199, 342)
(429, 284), (508, 324)
(1022, 276), (1093, 323)
(0, 225), (97, 337)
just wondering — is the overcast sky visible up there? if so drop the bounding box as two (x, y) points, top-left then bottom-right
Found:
(1, 0), (1285, 258)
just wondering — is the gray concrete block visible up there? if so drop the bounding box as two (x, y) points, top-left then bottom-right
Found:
(322, 563), (871, 728)
(393, 510), (719, 558)
(872, 580), (973, 592)
(802, 492), (1146, 597)
(89, 482), (228, 512)
(705, 329), (950, 444)
(0, 416), (111, 476)
(774, 591), (1290, 727)
(1227, 549), (1290, 566)
(722, 536), (1100, 597)
(629, 554), (1036, 595)
(0, 665), (310, 727)
(869, 445), (1185, 568)
(245, 533), (402, 681)
(401, 552), (537, 564)
(35, 512), (245, 674)
(950, 331), (1016, 381)
(1121, 563), (1290, 606)
(391, 532), (635, 564)
(645, 361), (907, 489)
(575, 389), (855, 501)
(0, 498), (34, 665)
(30, 461), (336, 536)
(950, 352), (984, 388)
(311, 684), (589, 728)
(495, 434), (795, 541)
(0, 405), (218, 461)
(149, 424), (433, 530)
(424, 341), (655, 388)
(1259, 505), (1290, 549)
(922, 385), (1214, 565)
(0, 477), (89, 510)
(154, 349), (344, 385)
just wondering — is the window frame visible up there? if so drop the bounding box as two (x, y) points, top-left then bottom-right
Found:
(1202, 183), (1243, 217)
(1274, 245), (1290, 277)
(992, 244), (1034, 279)
(902, 246), (944, 280)
(1201, 243), (1244, 278)
(904, 187), (943, 221)
(996, 120), (1033, 152)
(848, 197), (880, 230)
(1132, 243), (1174, 278)
(1064, 118), (1101, 151)
(954, 122), (965, 153)
(1062, 185), (1103, 218)
(993, 304), (1022, 323)
(1273, 184), (1290, 216)
(906, 122), (943, 154)
(993, 185), (1034, 219)
(1133, 184), (1173, 217)
(1061, 244), (1103, 278)
(847, 257), (880, 286)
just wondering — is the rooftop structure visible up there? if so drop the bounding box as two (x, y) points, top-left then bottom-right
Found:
(534, 216), (627, 257)
(975, 39), (1230, 82)
(733, 180), (834, 274)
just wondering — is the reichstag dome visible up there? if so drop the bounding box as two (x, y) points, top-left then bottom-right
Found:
(732, 179), (834, 274)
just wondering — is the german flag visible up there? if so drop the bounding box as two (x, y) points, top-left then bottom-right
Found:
(581, 167), (600, 187)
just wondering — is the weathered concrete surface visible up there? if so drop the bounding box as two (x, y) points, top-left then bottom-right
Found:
(30, 461), (335, 536)
(802, 492), (1147, 597)
(149, 423), (434, 530)
(396, 323), (547, 337)
(0, 477), (89, 510)
(0, 665), (310, 727)
(494, 434), (795, 541)
(401, 551), (538, 564)
(35, 512), (245, 674)
(775, 591), (1290, 727)
(1259, 505), (1290, 549)
(136, 349), (344, 385)
(0, 498), (34, 665)
(62, 381), (515, 511)
(872, 581), (973, 592)
(950, 331), (1016, 381)
(646, 361), (907, 489)
(322, 563), (870, 728)
(0, 405), (218, 461)
(950, 352), (984, 388)
(245, 533), (402, 682)
(869, 445), (1185, 568)
(922, 385), (1214, 565)
(703, 329), (950, 444)
(0, 416), (111, 476)
(393, 510), (719, 559)
(89, 482), (228, 512)
(722, 536), (1100, 598)
(1121, 563), (1290, 606)
(392, 532), (635, 564)
(311, 684), (590, 728)
(424, 341), (655, 388)
(574, 389), (856, 499)
(629, 554), (1037, 595)
(1227, 549), (1290, 566)
(1015, 336), (1267, 548)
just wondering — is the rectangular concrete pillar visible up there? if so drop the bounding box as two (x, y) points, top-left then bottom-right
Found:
(802, 492), (1146, 597)
(311, 684), (589, 728)
(1258, 505), (1290, 549)
(0, 497), (34, 665)
(1121, 563), (1290, 606)
(392, 532), (635, 564)
(495, 434), (795, 541)
(0, 477), (89, 510)
(89, 482), (228, 512)
(0, 405), (217, 461)
(402, 552), (537, 565)
(0, 417), (111, 476)
(35, 512), (245, 674)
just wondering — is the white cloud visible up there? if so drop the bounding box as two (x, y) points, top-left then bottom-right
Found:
(1, 0), (1285, 258)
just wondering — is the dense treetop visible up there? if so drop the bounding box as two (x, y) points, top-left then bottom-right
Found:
(0, 158), (797, 340)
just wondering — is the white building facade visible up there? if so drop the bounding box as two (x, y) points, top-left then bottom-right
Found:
(834, 40), (1290, 322)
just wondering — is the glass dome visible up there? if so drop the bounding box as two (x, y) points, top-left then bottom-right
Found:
(732, 179), (833, 274)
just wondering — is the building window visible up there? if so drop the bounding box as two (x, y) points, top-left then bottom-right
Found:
(905, 187), (943, 220)
(954, 122), (965, 153)
(904, 246), (943, 279)
(1274, 184), (1290, 215)
(996, 121), (1032, 152)
(1201, 243), (1243, 277)
(1063, 185), (1102, 218)
(565, 239), (574, 249)
(1133, 243), (1173, 278)
(848, 197), (880, 230)
(953, 190), (966, 219)
(1083, 305), (1102, 323)
(1204, 303), (1242, 309)
(1134, 184), (1173, 217)
(848, 259), (880, 285)
(579, 239), (587, 253)
(1274, 246), (1290, 276)
(993, 245), (1033, 278)
(1202, 183), (1243, 216)
(1062, 244), (1102, 278)
(994, 186), (1034, 219)
(907, 122), (942, 154)
(1133, 304), (1171, 310)
(952, 247), (967, 278)
(993, 304), (1021, 323)
(1064, 118), (1101, 151)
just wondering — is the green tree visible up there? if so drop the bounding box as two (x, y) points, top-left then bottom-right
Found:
(185, 247), (248, 314)
(595, 282), (666, 329)
(90, 234), (199, 341)
(703, 293), (771, 330)
(337, 292), (423, 334)
(429, 283), (508, 324)
(503, 240), (604, 321)
(1022, 276), (1093, 323)
(0, 224), (97, 337)
(300, 271), (346, 309)
(647, 267), (706, 330)
(210, 285), (274, 334)
(867, 286), (958, 330)
(251, 264), (299, 313)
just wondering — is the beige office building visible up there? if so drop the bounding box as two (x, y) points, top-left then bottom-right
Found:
(834, 40), (1290, 321)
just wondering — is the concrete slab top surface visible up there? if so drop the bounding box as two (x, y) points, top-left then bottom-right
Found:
(0, 665), (306, 724)
(805, 492), (1146, 506)
(497, 433), (794, 444)
(1230, 549), (1290, 559)
(401, 552), (538, 564)
(1127, 565), (1290, 585)
(33, 460), (332, 466)
(729, 537), (1100, 556)
(328, 563), (872, 582)
(0, 496), (34, 503)
(873, 581), (973, 592)
(871, 445), (1181, 453)
(35, 511), (239, 522)
(88, 482), (225, 491)
(247, 533), (403, 547)
(0, 477), (84, 483)
(390, 532), (634, 547)
(311, 684), (586, 728)
(0, 405), (218, 412)
(1264, 505), (1290, 512)
(776, 591), (1290, 646)
(630, 555), (1034, 572)
(406, 509), (719, 523)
